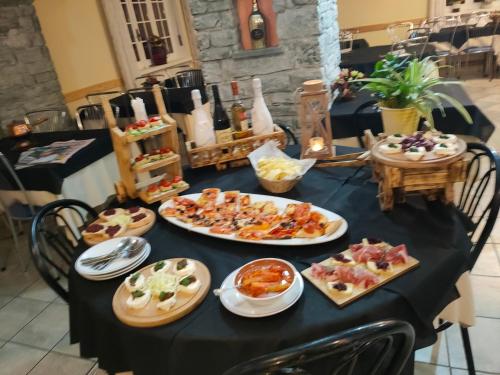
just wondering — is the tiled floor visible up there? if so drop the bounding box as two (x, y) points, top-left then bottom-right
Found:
(0, 79), (499, 374)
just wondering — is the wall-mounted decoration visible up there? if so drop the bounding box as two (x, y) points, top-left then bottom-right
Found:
(236, 0), (279, 50)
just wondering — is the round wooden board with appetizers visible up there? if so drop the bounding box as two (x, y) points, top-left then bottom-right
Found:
(371, 137), (467, 168)
(112, 258), (211, 328)
(82, 207), (156, 246)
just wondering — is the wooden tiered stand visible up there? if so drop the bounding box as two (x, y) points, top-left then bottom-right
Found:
(101, 85), (189, 204)
(371, 138), (468, 211)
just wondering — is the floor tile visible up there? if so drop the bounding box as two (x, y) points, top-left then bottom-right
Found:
(19, 278), (58, 303)
(414, 362), (451, 375)
(447, 317), (500, 373)
(470, 275), (500, 318)
(0, 295), (13, 309)
(88, 365), (108, 375)
(52, 332), (80, 357)
(29, 352), (95, 375)
(0, 267), (39, 297)
(0, 342), (47, 375)
(11, 302), (68, 350)
(450, 368), (495, 375)
(0, 297), (48, 340)
(416, 331), (449, 366)
(471, 244), (500, 277)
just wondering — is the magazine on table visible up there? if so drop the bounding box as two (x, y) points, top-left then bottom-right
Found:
(15, 139), (95, 169)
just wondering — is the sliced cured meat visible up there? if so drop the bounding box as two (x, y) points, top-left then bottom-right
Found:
(350, 245), (385, 263)
(293, 203), (311, 224)
(310, 263), (338, 282)
(385, 244), (409, 265)
(352, 266), (379, 288)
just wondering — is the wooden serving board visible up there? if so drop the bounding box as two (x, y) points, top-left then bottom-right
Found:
(371, 139), (466, 169)
(112, 259), (211, 327)
(301, 249), (419, 307)
(83, 209), (156, 246)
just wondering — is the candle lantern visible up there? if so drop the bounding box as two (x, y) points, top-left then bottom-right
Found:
(298, 80), (335, 160)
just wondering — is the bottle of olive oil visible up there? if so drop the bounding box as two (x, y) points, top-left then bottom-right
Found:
(249, 0), (266, 49)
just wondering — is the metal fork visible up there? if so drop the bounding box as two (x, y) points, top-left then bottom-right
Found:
(92, 239), (146, 270)
(81, 238), (132, 266)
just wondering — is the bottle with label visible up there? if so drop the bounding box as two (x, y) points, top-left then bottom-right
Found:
(211, 84), (233, 144)
(230, 81), (249, 132)
(249, 0), (266, 49)
(251, 78), (274, 136)
(191, 89), (215, 147)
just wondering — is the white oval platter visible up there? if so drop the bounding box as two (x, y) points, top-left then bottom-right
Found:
(158, 193), (348, 246)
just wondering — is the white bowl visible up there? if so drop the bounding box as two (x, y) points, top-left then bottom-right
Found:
(234, 258), (297, 306)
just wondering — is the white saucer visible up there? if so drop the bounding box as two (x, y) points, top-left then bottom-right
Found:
(219, 269), (304, 318)
(78, 246), (151, 281)
(76, 237), (150, 280)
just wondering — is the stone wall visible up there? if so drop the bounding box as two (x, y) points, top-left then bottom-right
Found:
(187, 0), (340, 128)
(0, 0), (64, 129)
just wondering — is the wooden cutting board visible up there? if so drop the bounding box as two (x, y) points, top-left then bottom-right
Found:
(83, 209), (156, 246)
(112, 259), (211, 327)
(301, 249), (419, 307)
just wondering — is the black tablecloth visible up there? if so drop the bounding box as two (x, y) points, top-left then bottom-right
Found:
(430, 23), (500, 49)
(69, 147), (470, 375)
(0, 129), (113, 194)
(340, 44), (437, 75)
(330, 85), (495, 142)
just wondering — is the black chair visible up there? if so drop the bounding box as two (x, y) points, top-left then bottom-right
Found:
(29, 199), (98, 302)
(223, 320), (415, 375)
(436, 142), (500, 375)
(276, 123), (298, 145)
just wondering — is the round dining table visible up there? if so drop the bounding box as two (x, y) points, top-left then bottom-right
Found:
(69, 146), (470, 375)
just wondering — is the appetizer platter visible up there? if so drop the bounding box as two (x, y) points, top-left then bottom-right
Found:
(301, 239), (419, 307)
(82, 206), (156, 245)
(158, 189), (348, 246)
(112, 258), (211, 327)
(372, 131), (466, 167)
(131, 147), (179, 173)
(218, 258), (304, 318)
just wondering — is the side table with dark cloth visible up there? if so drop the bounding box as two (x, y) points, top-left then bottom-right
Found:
(430, 23), (500, 49)
(0, 129), (113, 194)
(69, 146), (470, 375)
(340, 44), (437, 75)
(330, 85), (495, 142)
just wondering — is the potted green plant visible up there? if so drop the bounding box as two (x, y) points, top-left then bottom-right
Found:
(359, 54), (472, 134)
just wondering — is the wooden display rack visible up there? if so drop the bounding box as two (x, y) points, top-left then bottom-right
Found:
(101, 85), (189, 204)
(186, 125), (286, 171)
(371, 138), (467, 211)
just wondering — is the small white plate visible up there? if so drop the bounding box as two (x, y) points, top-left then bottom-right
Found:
(78, 246), (151, 281)
(75, 237), (150, 277)
(219, 269), (304, 318)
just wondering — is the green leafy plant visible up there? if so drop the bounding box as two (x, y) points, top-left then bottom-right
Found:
(359, 54), (472, 128)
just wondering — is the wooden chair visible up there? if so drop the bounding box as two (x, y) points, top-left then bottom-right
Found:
(0, 152), (38, 271)
(223, 320), (415, 375)
(29, 199), (98, 302)
(24, 108), (73, 133)
(436, 143), (500, 375)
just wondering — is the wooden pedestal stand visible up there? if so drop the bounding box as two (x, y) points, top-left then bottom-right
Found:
(101, 85), (189, 204)
(371, 139), (467, 211)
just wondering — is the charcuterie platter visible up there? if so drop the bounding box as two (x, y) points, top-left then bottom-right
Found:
(112, 258), (210, 327)
(301, 239), (419, 307)
(158, 190), (348, 246)
(82, 207), (156, 246)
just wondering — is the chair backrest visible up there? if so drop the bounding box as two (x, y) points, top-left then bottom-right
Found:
(339, 30), (354, 53)
(462, 15), (499, 50)
(223, 320), (415, 375)
(457, 143), (500, 268)
(75, 104), (120, 130)
(24, 108), (73, 133)
(0, 152), (35, 218)
(387, 22), (414, 44)
(276, 123), (298, 145)
(86, 90), (124, 105)
(29, 199), (98, 302)
(402, 27), (430, 59)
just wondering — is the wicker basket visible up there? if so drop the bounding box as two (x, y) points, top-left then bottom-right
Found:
(257, 176), (301, 194)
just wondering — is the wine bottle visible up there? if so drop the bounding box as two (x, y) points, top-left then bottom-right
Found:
(251, 78), (274, 136)
(191, 89), (215, 147)
(211, 85), (233, 144)
(230, 81), (249, 132)
(249, 0), (266, 50)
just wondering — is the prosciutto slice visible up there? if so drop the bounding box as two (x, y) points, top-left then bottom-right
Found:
(350, 245), (385, 263)
(311, 263), (339, 282)
(311, 264), (379, 287)
(385, 244), (409, 265)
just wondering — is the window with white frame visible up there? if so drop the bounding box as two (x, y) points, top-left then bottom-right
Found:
(102, 0), (192, 88)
